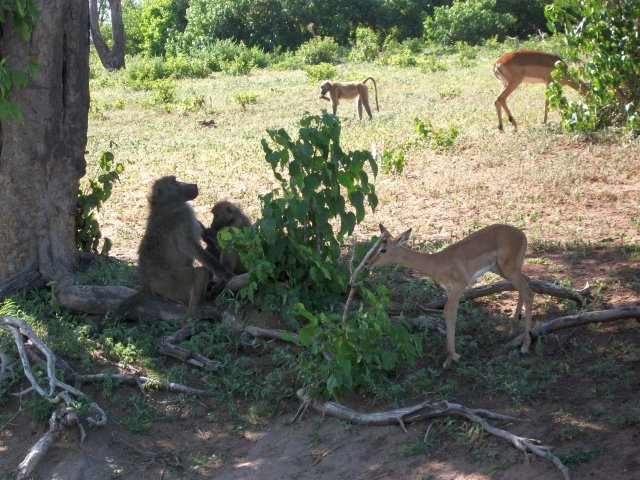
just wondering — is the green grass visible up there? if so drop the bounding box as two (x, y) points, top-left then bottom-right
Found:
(87, 40), (639, 259)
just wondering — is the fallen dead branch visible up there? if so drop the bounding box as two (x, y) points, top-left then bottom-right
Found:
(404, 315), (446, 335)
(243, 325), (300, 344)
(158, 323), (224, 370)
(0, 315), (106, 479)
(423, 280), (589, 310)
(506, 306), (640, 348)
(77, 373), (214, 396)
(295, 388), (570, 480)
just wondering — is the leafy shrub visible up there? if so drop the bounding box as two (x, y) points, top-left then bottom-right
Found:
(175, 93), (206, 115)
(228, 113), (378, 319)
(149, 79), (176, 108)
(221, 54), (253, 76)
(414, 115), (459, 152)
(380, 148), (406, 175)
(377, 38), (423, 67)
(296, 36), (339, 65)
(424, 0), (515, 45)
(295, 286), (422, 398)
(165, 54), (209, 79)
(419, 55), (448, 72)
(233, 92), (258, 110)
(76, 151), (124, 255)
(546, 0), (640, 134)
(304, 63), (338, 83)
(180, 0), (307, 52)
(349, 27), (381, 62)
(125, 55), (171, 86)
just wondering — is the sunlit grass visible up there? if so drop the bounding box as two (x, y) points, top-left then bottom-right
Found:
(87, 41), (640, 261)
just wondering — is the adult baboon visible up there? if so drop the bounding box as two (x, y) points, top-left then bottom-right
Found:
(203, 200), (252, 275)
(318, 77), (379, 119)
(118, 176), (233, 317)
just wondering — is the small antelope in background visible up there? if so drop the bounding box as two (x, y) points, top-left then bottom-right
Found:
(367, 224), (534, 367)
(493, 49), (585, 131)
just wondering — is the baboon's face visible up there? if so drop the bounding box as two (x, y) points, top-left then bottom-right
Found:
(319, 80), (331, 98)
(210, 201), (236, 230)
(152, 176), (198, 204)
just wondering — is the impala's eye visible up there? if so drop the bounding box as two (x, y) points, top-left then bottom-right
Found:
(380, 248), (387, 254)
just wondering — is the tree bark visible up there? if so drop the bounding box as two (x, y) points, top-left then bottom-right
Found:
(0, 0), (89, 296)
(90, 0), (125, 71)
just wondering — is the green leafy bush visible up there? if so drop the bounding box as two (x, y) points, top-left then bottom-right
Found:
(221, 52), (254, 76)
(76, 151), (124, 255)
(349, 27), (381, 62)
(227, 113), (378, 319)
(424, 0), (515, 45)
(296, 36), (340, 65)
(233, 92), (258, 110)
(546, 0), (640, 134)
(125, 55), (171, 86)
(304, 63), (338, 83)
(380, 148), (406, 175)
(414, 115), (459, 152)
(295, 285), (422, 398)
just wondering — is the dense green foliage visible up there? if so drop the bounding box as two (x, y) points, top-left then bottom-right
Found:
(0, 0), (39, 119)
(546, 0), (640, 134)
(118, 0), (548, 56)
(423, 0), (516, 45)
(225, 113), (378, 319)
(76, 151), (124, 255)
(295, 288), (422, 398)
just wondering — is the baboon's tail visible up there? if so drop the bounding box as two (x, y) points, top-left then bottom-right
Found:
(362, 77), (379, 112)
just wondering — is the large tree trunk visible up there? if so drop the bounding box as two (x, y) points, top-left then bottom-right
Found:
(0, 1), (89, 297)
(90, 0), (125, 71)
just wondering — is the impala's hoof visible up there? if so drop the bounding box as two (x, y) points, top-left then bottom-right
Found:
(442, 353), (461, 368)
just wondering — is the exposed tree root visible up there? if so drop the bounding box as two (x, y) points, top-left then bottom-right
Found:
(423, 279), (589, 310)
(295, 388), (570, 480)
(0, 315), (107, 479)
(77, 373), (214, 396)
(158, 323), (224, 370)
(506, 306), (640, 348)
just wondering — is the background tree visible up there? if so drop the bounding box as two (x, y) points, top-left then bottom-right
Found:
(546, 0), (640, 133)
(0, 0), (89, 295)
(90, 0), (125, 70)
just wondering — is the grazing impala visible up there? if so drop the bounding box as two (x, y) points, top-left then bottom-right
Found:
(493, 50), (584, 131)
(367, 224), (534, 367)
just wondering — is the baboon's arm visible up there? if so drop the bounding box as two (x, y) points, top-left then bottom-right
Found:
(178, 234), (233, 280)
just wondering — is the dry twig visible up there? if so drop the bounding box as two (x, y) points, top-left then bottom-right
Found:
(342, 234), (385, 326)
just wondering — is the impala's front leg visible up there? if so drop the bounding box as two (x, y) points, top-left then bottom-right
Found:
(442, 290), (463, 367)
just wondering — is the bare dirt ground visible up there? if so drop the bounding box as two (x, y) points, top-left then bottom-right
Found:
(1, 244), (638, 480)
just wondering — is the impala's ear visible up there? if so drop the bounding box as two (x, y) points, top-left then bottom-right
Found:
(379, 224), (391, 237)
(396, 228), (412, 245)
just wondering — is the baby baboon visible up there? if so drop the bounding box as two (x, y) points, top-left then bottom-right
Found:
(118, 176), (233, 317)
(318, 77), (379, 119)
(204, 200), (252, 275)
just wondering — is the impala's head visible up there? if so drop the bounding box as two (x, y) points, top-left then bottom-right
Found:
(366, 224), (412, 267)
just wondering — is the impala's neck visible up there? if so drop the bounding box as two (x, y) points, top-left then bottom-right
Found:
(392, 246), (450, 283)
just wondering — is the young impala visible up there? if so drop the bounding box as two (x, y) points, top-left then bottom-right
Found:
(367, 224), (534, 367)
(493, 49), (585, 131)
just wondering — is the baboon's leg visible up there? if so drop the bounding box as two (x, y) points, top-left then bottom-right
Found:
(188, 267), (211, 314)
(357, 98), (363, 119)
(362, 98), (373, 119)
